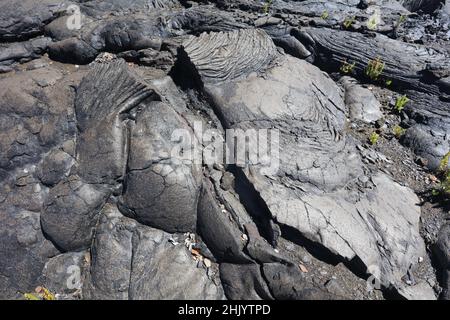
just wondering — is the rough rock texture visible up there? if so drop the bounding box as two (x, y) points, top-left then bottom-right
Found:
(220, 263), (273, 300)
(400, 0), (445, 13)
(181, 29), (434, 298)
(43, 5), (246, 65)
(41, 174), (111, 251)
(0, 208), (59, 299)
(435, 223), (450, 300)
(84, 204), (224, 300)
(0, 0), (69, 41)
(340, 76), (383, 123)
(182, 29), (279, 84)
(40, 251), (87, 295)
(298, 26), (450, 170)
(0, 62), (87, 299)
(301, 27), (448, 94)
(0, 0), (448, 301)
(401, 91), (450, 170)
(0, 37), (51, 67)
(119, 98), (203, 233)
(262, 263), (334, 300)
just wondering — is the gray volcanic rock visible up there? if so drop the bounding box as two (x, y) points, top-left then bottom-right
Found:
(262, 263), (334, 300)
(74, 60), (156, 185)
(0, 0), (447, 301)
(48, 38), (99, 65)
(40, 174), (111, 252)
(182, 28), (279, 84)
(0, 208), (58, 299)
(219, 263), (273, 300)
(197, 179), (252, 263)
(37, 149), (75, 187)
(84, 204), (225, 300)
(79, 0), (180, 17)
(182, 29), (434, 298)
(185, 30), (361, 190)
(301, 27), (448, 94)
(401, 91), (450, 170)
(119, 100), (202, 233)
(435, 223), (450, 300)
(0, 62), (85, 299)
(41, 60), (157, 251)
(0, 37), (51, 67)
(1, 3), (245, 66)
(340, 76), (383, 124)
(215, 0), (408, 31)
(83, 204), (135, 300)
(399, 0), (445, 13)
(298, 26), (450, 170)
(40, 251), (87, 294)
(0, 64), (81, 172)
(47, 6), (245, 64)
(167, 5), (247, 32)
(0, 0), (70, 41)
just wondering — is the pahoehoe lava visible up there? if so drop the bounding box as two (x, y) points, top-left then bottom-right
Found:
(0, 0), (449, 300)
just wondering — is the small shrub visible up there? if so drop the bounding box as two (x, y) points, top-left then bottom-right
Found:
(321, 11), (329, 20)
(396, 14), (407, 29)
(439, 152), (450, 172)
(263, 0), (273, 14)
(393, 125), (406, 138)
(385, 79), (392, 86)
(343, 16), (356, 29)
(432, 152), (450, 197)
(365, 57), (385, 81)
(394, 95), (409, 113)
(441, 172), (450, 195)
(367, 16), (378, 30)
(369, 132), (380, 145)
(340, 60), (356, 74)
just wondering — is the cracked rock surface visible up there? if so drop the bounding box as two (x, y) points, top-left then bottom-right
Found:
(0, 0), (449, 300)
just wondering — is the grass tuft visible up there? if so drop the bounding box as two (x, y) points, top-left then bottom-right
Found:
(365, 57), (385, 81)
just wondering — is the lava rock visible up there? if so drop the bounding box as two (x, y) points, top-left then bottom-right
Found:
(219, 263), (273, 300)
(84, 204), (225, 300)
(435, 223), (450, 300)
(40, 251), (87, 294)
(262, 263), (333, 300)
(183, 29), (434, 299)
(340, 76), (383, 123)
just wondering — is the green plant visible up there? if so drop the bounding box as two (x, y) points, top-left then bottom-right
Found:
(396, 14), (407, 29)
(369, 132), (380, 145)
(394, 95), (409, 113)
(367, 16), (378, 30)
(439, 152), (450, 172)
(385, 79), (393, 86)
(365, 57), (385, 81)
(393, 125), (406, 138)
(440, 171), (450, 196)
(321, 11), (329, 20)
(340, 60), (356, 74)
(263, 0), (273, 14)
(432, 152), (450, 197)
(343, 16), (356, 29)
